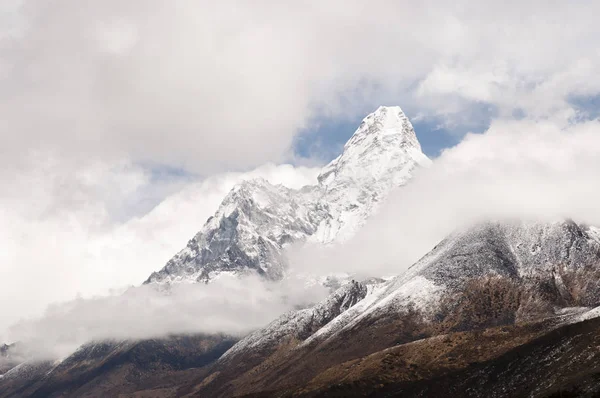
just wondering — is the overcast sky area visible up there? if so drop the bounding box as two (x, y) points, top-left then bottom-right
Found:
(4, 0), (600, 352)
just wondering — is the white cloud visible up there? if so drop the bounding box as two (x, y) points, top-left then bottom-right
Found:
(0, 162), (319, 335)
(2, 1), (600, 174)
(5, 275), (328, 359)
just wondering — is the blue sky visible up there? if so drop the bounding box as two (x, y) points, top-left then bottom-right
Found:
(569, 94), (600, 122)
(294, 109), (490, 162)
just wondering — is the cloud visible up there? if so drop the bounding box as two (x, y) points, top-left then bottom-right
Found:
(3, 1), (600, 175)
(288, 118), (600, 278)
(5, 274), (328, 360)
(0, 162), (319, 336)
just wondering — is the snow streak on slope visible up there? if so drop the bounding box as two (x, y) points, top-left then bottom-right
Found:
(145, 106), (430, 284)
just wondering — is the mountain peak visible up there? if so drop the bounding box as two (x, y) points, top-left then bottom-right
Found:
(317, 106), (428, 188)
(145, 106), (430, 283)
(369, 105), (420, 146)
(310, 106), (430, 243)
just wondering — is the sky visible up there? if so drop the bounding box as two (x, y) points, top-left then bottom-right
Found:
(294, 104), (489, 160)
(4, 0), (600, 355)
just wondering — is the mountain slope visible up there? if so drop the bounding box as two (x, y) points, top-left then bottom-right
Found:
(145, 106), (430, 284)
(295, 220), (600, 347)
(0, 335), (236, 398)
(323, 314), (600, 397)
(188, 220), (600, 397)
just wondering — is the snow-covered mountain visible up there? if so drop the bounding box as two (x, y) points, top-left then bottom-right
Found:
(292, 219), (600, 346)
(314, 105), (430, 243)
(145, 106), (430, 284)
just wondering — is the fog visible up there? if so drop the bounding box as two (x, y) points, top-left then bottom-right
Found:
(0, 163), (319, 335)
(4, 274), (328, 359)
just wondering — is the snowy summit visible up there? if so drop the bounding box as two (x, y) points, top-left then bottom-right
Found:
(145, 106), (430, 284)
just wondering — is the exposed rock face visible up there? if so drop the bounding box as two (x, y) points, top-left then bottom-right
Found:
(145, 106), (430, 285)
(415, 220), (600, 291)
(146, 179), (325, 283)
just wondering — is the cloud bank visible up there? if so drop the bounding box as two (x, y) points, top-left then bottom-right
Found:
(5, 275), (328, 359)
(0, 163), (319, 336)
(3, 0), (600, 174)
(289, 118), (600, 278)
